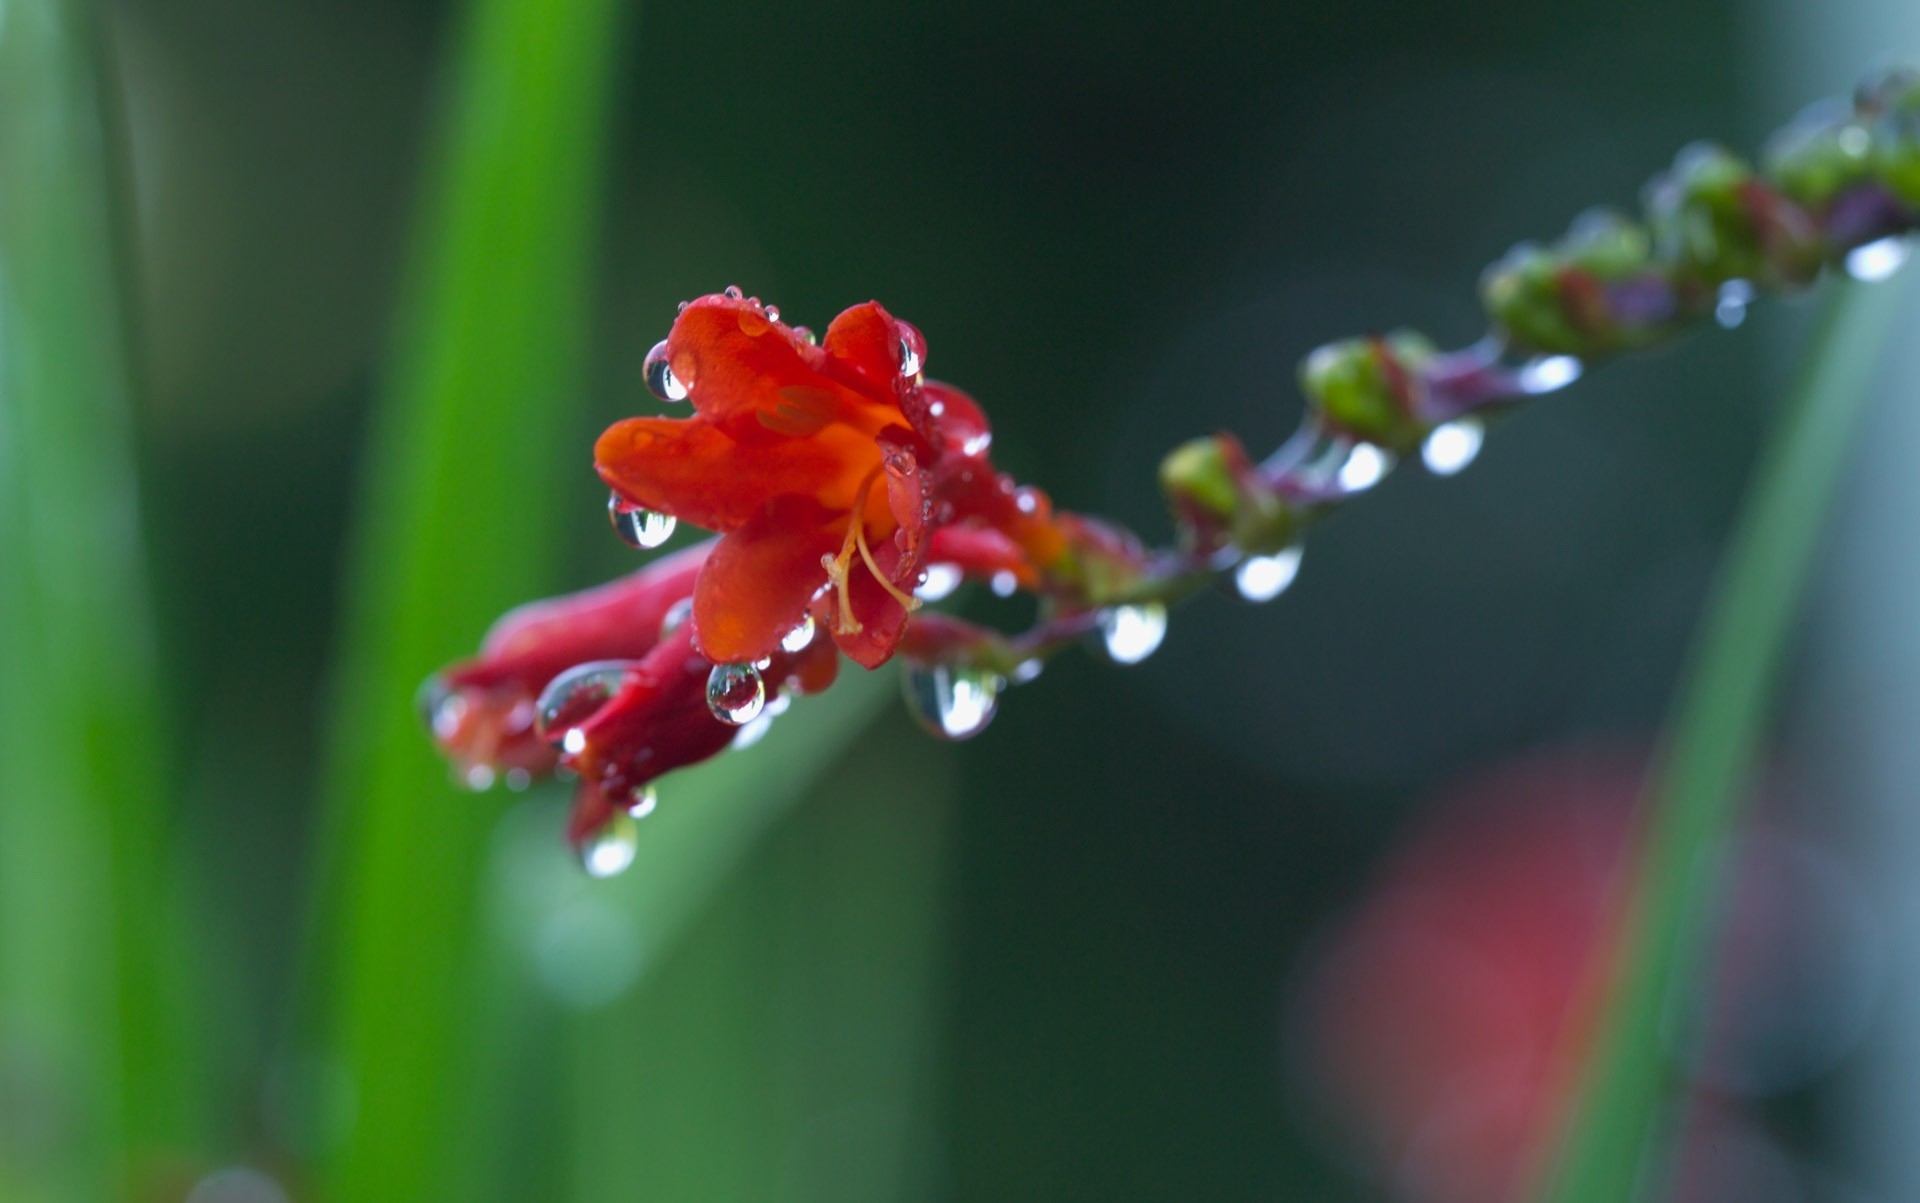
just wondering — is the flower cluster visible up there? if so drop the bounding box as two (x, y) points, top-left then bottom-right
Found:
(425, 68), (1920, 867)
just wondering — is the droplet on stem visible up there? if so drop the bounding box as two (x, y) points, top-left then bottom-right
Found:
(1845, 235), (1911, 282)
(1099, 603), (1168, 664)
(1234, 547), (1303, 603)
(1421, 417), (1485, 476)
(902, 662), (1003, 740)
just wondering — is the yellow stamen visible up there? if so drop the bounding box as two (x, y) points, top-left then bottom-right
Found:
(823, 467), (923, 635)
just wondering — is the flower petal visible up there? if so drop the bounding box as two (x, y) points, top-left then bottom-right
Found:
(693, 495), (844, 664)
(596, 415), (857, 532)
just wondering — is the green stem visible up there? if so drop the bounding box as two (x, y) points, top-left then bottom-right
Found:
(1541, 276), (1912, 1202)
(0, 1), (201, 1196)
(305, 0), (624, 1195)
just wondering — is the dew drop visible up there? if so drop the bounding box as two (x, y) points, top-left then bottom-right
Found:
(659, 597), (693, 639)
(1011, 658), (1044, 684)
(1516, 354), (1583, 395)
(916, 563), (963, 601)
(1839, 124), (1871, 157)
(416, 675), (465, 740)
(580, 812), (639, 878)
(1336, 443), (1393, 493)
(1234, 547), (1303, 602)
(506, 768), (532, 792)
(962, 431), (992, 456)
(902, 662), (1003, 740)
(1100, 602), (1168, 665)
(625, 785), (658, 819)
(1715, 279), (1755, 329)
(780, 614), (816, 653)
(643, 339), (690, 402)
(1845, 235), (1911, 282)
(706, 662), (766, 725)
(764, 304), (780, 322)
(608, 494), (677, 549)
(897, 323), (926, 377)
(461, 764), (497, 792)
(990, 571), (1018, 598)
(534, 662), (632, 745)
(1421, 417), (1485, 476)
(724, 284), (744, 300)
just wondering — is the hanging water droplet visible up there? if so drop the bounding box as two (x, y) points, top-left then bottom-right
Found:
(902, 661), (1003, 741)
(643, 339), (690, 402)
(625, 785), (657, 819)
(461, 764), (497, 792)
(1099, 603), (1168, 665)
(1421, 417), (1485, 476)
(899, 337), (922, 377)
(706, 662), (766, 725)
(608, 494), (677, 549)
(659, 597), (693, 639)
(579, 812), (640, 878)
(1234, 547), (1303, 602)
(416, 674), (465, 740)
(724, 284), (744, 300)
(990, 571), (1018, 598)
(1516, 354), (1583, 395)
(916, 563), (963, 601)
(1336, 443), (1393, 492)
(1011, 658), (1044, 684)
(780, 614), (815, 653)
(1715, 279), (1755, 329)
(1845, 235), (1911, 282)
(534, 662), (632, 745)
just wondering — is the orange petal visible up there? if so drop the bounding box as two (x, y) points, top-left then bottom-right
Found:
(693, 495), (843, 664)
(820, 301), (908, 399)
(596, 416), (851, 532)
(669, 296), (882, 437)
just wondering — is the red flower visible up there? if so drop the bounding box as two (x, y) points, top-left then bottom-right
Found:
(595, 292), (1063, 669)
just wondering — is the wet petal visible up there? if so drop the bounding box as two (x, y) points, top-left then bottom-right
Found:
(693, 495), (844, 664)
(596, 415), (854, 531)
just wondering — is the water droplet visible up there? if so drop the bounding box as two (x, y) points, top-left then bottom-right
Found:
(962, 431), (992, 456)
(1715, 279), (1755, 329)
(608, 494), (677, 549)
(902, 662), (1003, 740)
(461, 764), (496, 791)
(416, 675), (465, 740)
(534, 662), (632, 745)
(916, 563), (963, 601)
(580, 812), (639, 878)
(1011, 658), (1044, 684)
(643, 339), (689, 402)
(1845, 235), (1911, 282)
(505, 768), (532, 792)
(1014, 487), (1040, 513)
(1839, 124), (1871, 157)
(764, 304), (780, 322)
(1100, 603), (1168, 664)
(1421, 417), (1485, 476)
(1337, 443), (1393, 492)
(723, 284), (744, 300)
(1234, 547), (1303, 602)
(730, 712), (775, 749)
(795, 325), (818, 345)
(1516, 354), (1583, 395)
(706, 662), (765, 725)
(990, 571), (1018, 598)
(780, 614), (815, 653)
(660, 597), (692, 639)
(897, 322), (926, 377)
(625, 785), (657, 819)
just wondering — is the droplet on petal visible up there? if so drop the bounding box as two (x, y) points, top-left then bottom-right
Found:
(916, 563), (963, 602)
(897, 321), (926, 377)
(723, 284), (744, 300)
(534, 662), (633, 745)
(780, 614), (816, 653)
(990, 571), (1018, 597)
(643, 339), (690, 402)
(706, 662), (766, 725)
(580, 812), (640, 878)
(625, 785), (658, 819)
(1099, 602), (1168, 665)
(416, 674), (464, 740)
(1234, 547), (1303, 602)
(1420, 417), (1485, 476)
(902, 661), (1003, 741)
(608, 493), (677, 548)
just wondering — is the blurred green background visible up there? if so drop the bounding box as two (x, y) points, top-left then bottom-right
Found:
(4, 0), (1918, 1198)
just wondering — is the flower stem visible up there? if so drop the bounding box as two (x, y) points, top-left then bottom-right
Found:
(1539, 276), (1912, 1203)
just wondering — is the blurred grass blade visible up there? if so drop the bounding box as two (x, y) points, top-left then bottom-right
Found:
(565, 713), (954, 1203)
(1542, 276), (1913, 1203)
(308, 0), (623, 1195)
(0, 0), (199, 1196)
(451, 666), (903, 1203)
